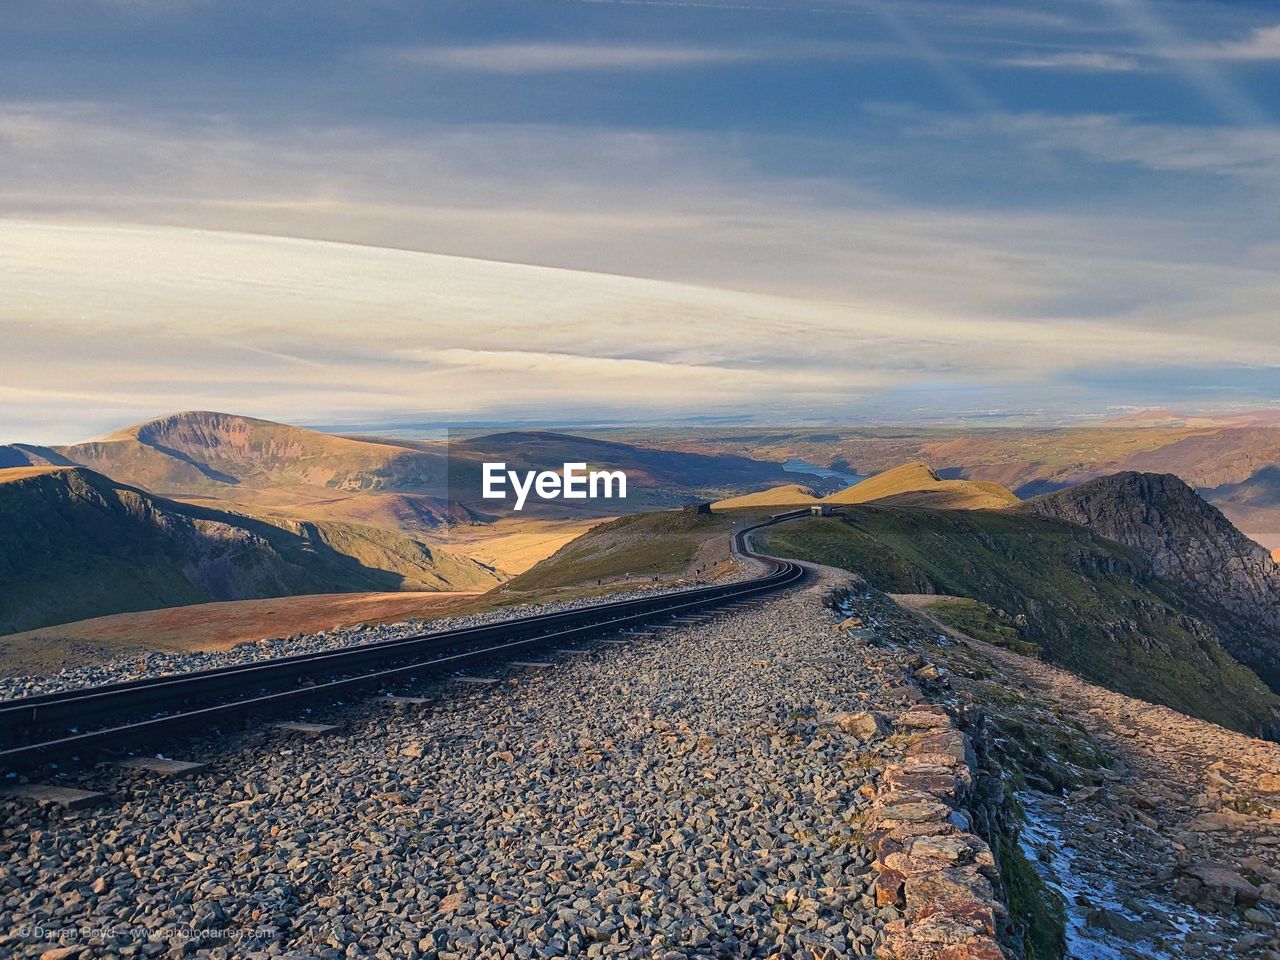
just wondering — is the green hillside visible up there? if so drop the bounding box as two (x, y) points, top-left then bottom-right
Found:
(500, 509), (736, 597)
(762, 508), (1280, 737)
(0, 467), (500, 635)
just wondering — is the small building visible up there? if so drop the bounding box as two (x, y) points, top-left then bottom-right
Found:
(809, 503), (833, 516)
(683, 502), (713, 515)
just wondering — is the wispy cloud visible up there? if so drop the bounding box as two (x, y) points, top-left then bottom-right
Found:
(384, 42), (762, 73)
(1000, 51), (1141, 72)
(5, 220), (1277, 442)
(1098, 0), (1267, 126)
(1184, 24), (1280, 63)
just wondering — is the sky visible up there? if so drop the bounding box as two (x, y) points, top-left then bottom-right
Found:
(2, 0), (1280, 442)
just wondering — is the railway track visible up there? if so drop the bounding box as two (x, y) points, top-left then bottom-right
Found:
(0, 513), (806, 774)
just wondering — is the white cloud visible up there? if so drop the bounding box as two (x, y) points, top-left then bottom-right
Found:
(1000, 51), (1141, 72)
(385, 42), (760, 73)
(1185, 24), (1280, 62)
(2, 221), (1278, 443)
(2, 102), (1279, 440)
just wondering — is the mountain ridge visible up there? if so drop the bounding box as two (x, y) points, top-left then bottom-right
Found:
(0, 466), (500, 636)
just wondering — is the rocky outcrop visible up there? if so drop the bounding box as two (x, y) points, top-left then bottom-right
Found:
(1025, 471), (1280, 691)
(867, 704), (1008, 960)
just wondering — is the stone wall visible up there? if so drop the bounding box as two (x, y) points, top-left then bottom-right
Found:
(866, 702), (1008, 960)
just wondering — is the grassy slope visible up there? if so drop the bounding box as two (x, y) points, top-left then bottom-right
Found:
(0, 468), (500, 635)
(496, 509), (739, 601)
(713, 484), (820, 509)
(823, 461), (1021, 509)
(762, 510), (1280, 736)
(915, 596), (1038, 656)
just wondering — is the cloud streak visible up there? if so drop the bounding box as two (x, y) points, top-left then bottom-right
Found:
(1000, 51), (1141, 72)
(2, 220), (1278, 443)
(384, 42), (761, 73)
(1183, 25), (1280, 63)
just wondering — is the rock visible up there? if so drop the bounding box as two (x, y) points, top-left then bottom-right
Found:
(834, 710), (890, 742)
(1086, 907), (1147, 940)
(897, 705), (952, 730)
(1182, 863), (1263, 903)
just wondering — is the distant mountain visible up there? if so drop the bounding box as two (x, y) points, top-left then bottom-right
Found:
(1111, 426), (1280, 489)
(447, 431), (812, 509)
(6, 412), (810, 519)
(1025, 472), (1280, 692)
(822, 461), (1020, 509)
(38, 411), (449, 495)
(0, 467), (500, 635)
(712, 464), (1021, 511)
(630, 418), (1280, 534)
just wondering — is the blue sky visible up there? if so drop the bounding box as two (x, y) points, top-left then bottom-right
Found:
(2, 0), (1280, 439)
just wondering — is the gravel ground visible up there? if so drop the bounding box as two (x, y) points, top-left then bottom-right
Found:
(0, 564), (761, 702)
(0, 567), (919, 960)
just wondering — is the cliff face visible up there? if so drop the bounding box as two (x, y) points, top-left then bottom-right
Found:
(1026, 472), (1280, 691)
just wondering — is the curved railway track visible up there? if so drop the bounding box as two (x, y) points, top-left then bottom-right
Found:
(0, 512), (807, 773)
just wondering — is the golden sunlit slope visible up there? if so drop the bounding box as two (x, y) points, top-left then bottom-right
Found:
(823, 461), (939, 503)
(822, 461), (1020, 509)
(0, 466), (73, 484)
(713, 483), (820, 509)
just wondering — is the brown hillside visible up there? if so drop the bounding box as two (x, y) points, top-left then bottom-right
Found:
(713, 484), (820, 509)
(0, 466), (73, 484)
(822, 462), (1019, 510)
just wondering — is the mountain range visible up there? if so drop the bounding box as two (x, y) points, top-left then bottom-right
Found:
(0, 411), (814, 635)
(2, 411), (809, 517)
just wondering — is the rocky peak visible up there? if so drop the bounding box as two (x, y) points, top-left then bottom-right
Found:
(1026, 471), (1280, 693)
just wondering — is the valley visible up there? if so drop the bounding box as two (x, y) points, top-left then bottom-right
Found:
(0, 411), (812, 647)
(4, 437), (1280, 960)
(606, 410), (1280, 546)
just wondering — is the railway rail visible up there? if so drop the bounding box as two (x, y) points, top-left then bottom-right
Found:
(0, 512), (807, 773)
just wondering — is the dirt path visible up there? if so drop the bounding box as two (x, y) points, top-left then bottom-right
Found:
(895, 593), (1280, 958)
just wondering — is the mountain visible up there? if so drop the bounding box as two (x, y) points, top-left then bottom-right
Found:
(44, 411), (449, 495)
(447, 431), (813, 509)
(713, 483), (820, 509)
(761, 501), (1280, 738)
(710, 463), (1020, 511)
(1025, 472), (1280, 691)
(822, 461), (1020, 510)
(0, 467), (500, 635)
(15, 412), (811, 520)
(0, 443), (79, 469)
